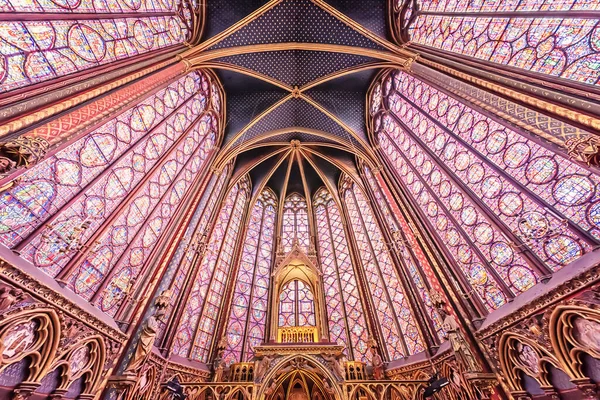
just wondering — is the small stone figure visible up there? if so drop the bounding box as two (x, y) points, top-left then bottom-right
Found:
(0, 287), (25, 311)
(255, 355), (274, 381)
(155, 289), (173, 310)
(212, 336), (228, 382)
(264, 381), (277, 396)
(321, 352), (344, 381)
(322, 379), (335, 396)
(370, 347), (385, 380)
(124, 308), (165, 374)
(438, 307), (481, 373)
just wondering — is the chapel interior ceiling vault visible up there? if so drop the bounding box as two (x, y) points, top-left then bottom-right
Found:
(183, 0), (416, 193)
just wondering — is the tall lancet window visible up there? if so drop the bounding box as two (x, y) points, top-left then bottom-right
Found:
(154, 165), (230, 346)
(278, 280), (316, 327)
(0, 0), (191, 95)
(342, 178), (425, 358)
(0, 71), (220, 316)
(404, 0), (600, 85)
(173, 177), (249, 362)
(223, 189), (277, 365)
(314, 187), (370, 362)
(362, 166), (444, 341)
(281, 193), (310, 253)
(372, 69), (600, 311)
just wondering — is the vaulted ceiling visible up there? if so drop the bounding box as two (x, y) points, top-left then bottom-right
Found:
(184, 0), (413, 200)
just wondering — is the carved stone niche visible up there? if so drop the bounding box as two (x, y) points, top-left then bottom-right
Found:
(462, 372), (499, 400)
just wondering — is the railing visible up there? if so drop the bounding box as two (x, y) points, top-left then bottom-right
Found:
(344, 361), (367, 380)
(230, 362), (254, 382)
(277, 326), (318, 343)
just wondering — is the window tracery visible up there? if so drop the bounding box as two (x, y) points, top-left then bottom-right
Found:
(404, 0), (600, 85)
(314, 187), (370, 362)
(342, 178), (425, 358)
(371, 68), (600, 311)
(281, 193), (310, 254)
(0, 70), (220, 316)
(278, 279), (316, 328)
(154, 166), (230, 346)
(361, 167), (444, 341)
(223, 189), (277, 365)
(0, 0), (192, 94)
(173, 177), (249, 362)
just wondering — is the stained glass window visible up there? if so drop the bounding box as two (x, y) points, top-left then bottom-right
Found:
(371, 69), (600, 311)
(342, 178), (425, 358)
(172, 177), (250, 362)
(154, 166), (230, 346)
(314, 187), (370, 362)
(281, 193), (310, 253)
(223, 189), (277, 365)
(0, 0), (191, 94)
(0, 70), (222, 318)
(361, 167), (444, 341)
(405, 0), (600, 85)
(278, 280), (316, 327)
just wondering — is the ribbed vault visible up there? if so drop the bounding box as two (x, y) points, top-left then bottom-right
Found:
(183, 0), (418, 191)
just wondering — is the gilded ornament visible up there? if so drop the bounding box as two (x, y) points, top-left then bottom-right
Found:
(0, 136), (49, 174)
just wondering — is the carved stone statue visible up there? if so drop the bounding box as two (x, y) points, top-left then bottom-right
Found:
(212, 336), (228, 382)
(124, 308), (165, 374)
(0, 287), (25, 311)
(255, 355), (274, 381)
(322, 379), (335, 396)
(321, 352), (344, 380)
(438, 307), (481, 373)
(264, 381), (277, 396)
(155, 289), (173, 310)
(370, 347), (385, 380)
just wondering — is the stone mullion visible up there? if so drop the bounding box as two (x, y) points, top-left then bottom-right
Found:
(263, 201), (281, 344)
(55, 107), (210, 282)
(336, 188), (387, 361)
(209, 193), (252, 364)
(114, 150), (219, 325)
(405, 66), (600, 247)
(381, 126), (516, 301)
(386, 107), (554, 278)
(188, 186), (244, 359)
(163, 169), (231, 354)
(88, 133), (215, 305)
(409, 57), (600, 139)
(0, 62), (186, 179)
(412, 49), (600, 115)
(239, 204), (267, 362)
(0, 48), (182, 122)
(109, 155), (217, 375)
(154, 170), (218, 348)
(348, 187), (410, 357)
(360, 167), (439, 350)
(375, 142), (488, 320)
(13, 89), (206, 253)
(323, 203), (357, 361)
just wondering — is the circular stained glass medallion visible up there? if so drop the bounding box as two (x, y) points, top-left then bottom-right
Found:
(509, 266), (536, 292)
(518, 212), (549, 239)
(468, 263), (487, 286)
(490, 242), (514, 266)
(486, 130), (508, 154)
(544, 235), (583, 266)
(498, 192), (524, 217)
(504, 142), (530, 169)
(526, 156), (558, 185)
(553, 175), (594, 206)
